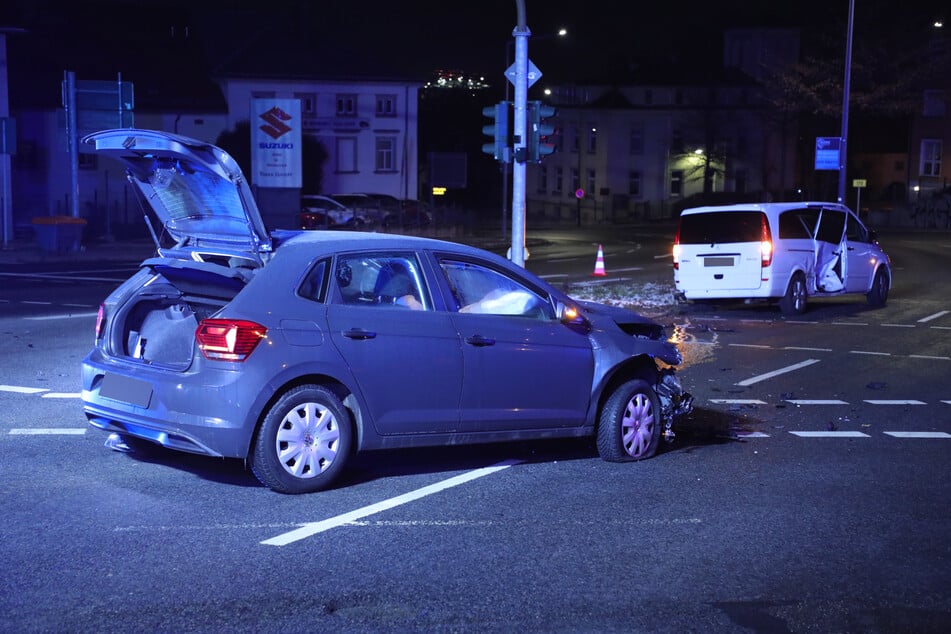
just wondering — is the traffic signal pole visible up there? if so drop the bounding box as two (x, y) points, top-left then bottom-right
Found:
(510, 10), (529, 267)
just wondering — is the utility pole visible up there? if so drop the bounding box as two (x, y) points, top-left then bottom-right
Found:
(837, 0), (854, 204)
(510, 0), (529, 267)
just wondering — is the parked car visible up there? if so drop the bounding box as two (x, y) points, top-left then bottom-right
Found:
(299, 195), (357, 229)
(673, 201), (892, 315)
(80, 129), (693, 494)
(384, 199), (432, 228)
(328, 193), (380, 225)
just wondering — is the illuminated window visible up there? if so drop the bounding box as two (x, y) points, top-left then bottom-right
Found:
(921, 139), (942, 176)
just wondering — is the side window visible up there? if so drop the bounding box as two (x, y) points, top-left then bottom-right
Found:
(298, 258), (330, 302)
(816, 209), (846, 244)
(333, 253), (429, 310)
(778, 208), (820, 239)
(439, 259), (553, 319)
(845, 213), (867, 242)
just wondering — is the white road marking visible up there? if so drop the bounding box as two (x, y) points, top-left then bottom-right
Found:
(0, 272), (126, 283)
(653, 254), (671, 260)
(729, 343), (772, 349)
(709, 399), (767, 405)
(736, 431), (770, 438)
(943, 401), (951, 405)
(41, 392), (82, 399)
(786, 400), (849, 405)
(918, 310), (950, 323)
(784, 346), (832, 352)
(909, 354), (951, 361)
(833, 321), (868, 326)
(24, 312), (98, 320)
(0, 385), (48, 394)
(735, 359), (820, 387)
(884, 432), (951, 439)
(850, 350), (891, 356)
(9, 428), (86, 435)
(931, 326), (951, 331)
(790, 431), (870, 438)
(22, 301), (52, 305)
(539, 273), (570, 279)
(864, 400), (926, 405)
(261, 460), (521, 546)
(882, 323), (915, 328)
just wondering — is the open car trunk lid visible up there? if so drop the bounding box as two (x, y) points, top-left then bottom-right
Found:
(82, 129), (271, 263)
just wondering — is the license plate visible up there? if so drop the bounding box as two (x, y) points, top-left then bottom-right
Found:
(99, 373), (152, 408)
(703, 257), (734, 267)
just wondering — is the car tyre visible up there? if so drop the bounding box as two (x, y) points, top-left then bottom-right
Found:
(251, 384), (352, 494)
(779, 272), (807, 316)
(866, 268), (889, 307)
(597, 378), (662, 462)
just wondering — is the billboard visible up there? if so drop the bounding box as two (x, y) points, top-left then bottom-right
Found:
(251, 99), (302, 188)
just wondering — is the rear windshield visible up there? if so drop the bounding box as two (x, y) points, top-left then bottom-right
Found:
(678, 211), (765, 245)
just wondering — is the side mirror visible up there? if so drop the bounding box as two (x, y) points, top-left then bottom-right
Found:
(556, 301), (591, 333)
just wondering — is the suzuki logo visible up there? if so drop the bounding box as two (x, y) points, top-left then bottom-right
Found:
(259, 106), (293, 140)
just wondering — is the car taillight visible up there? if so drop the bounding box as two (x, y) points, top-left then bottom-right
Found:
(95, 303), (105, 339)
(195, 319), (267, 361)
(672, 224), (681, 270)
(760, 215), (773, 268)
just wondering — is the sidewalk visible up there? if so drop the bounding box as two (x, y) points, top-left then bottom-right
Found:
(0, 237), (156, 265)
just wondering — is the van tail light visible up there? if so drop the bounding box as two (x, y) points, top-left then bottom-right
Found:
(672, 224), (682, 270)
(95, 303), (106, 339)
(196, 319), (267, 361)
(760, 215), (773, 268)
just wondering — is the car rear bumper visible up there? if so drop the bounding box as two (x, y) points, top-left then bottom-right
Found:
(81, 353), (258, 458)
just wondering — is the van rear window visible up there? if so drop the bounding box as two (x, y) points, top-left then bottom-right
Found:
(678, 211), (765, 244)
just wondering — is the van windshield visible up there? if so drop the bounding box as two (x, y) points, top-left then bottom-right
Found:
(678, 211), (765, 245)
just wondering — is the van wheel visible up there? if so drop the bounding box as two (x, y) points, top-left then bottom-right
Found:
(779, 272), (807, 316)
(867, 268), (889, 307)
(250, 385), (352, 494)
(597, 379), (662, 462)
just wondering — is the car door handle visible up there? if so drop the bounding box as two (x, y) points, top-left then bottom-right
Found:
(465, 334), (495, 347)
(342, 328), (377, 340)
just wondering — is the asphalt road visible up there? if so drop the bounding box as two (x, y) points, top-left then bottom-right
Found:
(1, 227), (949, 632)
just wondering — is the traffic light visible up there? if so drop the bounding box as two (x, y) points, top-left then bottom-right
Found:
(526, 100), (557, 163)
(481, 101), (510, 163)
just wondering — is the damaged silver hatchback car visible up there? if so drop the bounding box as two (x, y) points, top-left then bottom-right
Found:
(81, 129), (693, 494)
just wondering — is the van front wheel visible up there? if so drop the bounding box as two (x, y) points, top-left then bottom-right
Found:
(779, 272), (807, 316)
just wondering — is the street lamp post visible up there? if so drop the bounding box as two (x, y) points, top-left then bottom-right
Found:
(837, 0), (855, 204)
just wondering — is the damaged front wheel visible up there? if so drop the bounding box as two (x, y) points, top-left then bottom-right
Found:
(597, 379), (662, 462)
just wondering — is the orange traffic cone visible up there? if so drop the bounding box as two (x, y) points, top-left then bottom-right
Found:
(593, 244), (607, 276)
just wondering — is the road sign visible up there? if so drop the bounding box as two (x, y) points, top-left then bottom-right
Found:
(815, 137), (841, 171)
(505, 59), (542, 88)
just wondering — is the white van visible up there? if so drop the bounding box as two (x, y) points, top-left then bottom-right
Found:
(672, 202), (892, 315)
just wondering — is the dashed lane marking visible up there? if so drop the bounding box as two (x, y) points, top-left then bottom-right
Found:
(863, 400), (927, 405)
(786, 399), (849, 405)
(884, 432), (951, 439)
(790, 431), (870, 438)
(0, 385), (48, 394)
(9, 428), (86, 435)
(261, 460), (521, 546)
(918, 310), (950, 323)
(41, 392), (82, 399)
(25, 312), (98, 320)
(735, 359), (820, 387)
